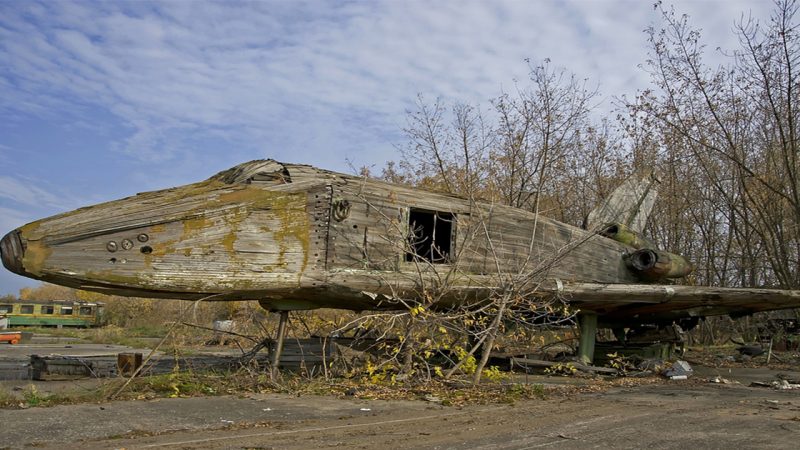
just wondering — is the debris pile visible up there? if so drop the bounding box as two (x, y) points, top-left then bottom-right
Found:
(750, 375), (800, 390)
(708, 376), (737, 384)
(661, 360), (693, 380)
(772, 380), (800, 390)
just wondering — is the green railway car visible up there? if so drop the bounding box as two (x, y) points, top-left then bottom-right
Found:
(0, 300), (104, 327)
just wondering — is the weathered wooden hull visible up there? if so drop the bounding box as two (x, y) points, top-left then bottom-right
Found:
(1, 161), (636, 308)
(3, 160), (800, 324)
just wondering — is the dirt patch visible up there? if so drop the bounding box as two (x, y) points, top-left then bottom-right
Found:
(1, 364), (799, 449)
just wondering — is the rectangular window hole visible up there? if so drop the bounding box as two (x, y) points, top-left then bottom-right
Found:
(406, 209), (454, 264)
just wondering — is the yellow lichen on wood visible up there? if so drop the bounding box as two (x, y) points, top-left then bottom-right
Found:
(84, 270), (149, 287)
(18, 220), (43, 240)
(20, 239), (52, 276)
(270, 192), (310, 276)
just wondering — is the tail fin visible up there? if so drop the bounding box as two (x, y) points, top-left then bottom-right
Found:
(586, 170), (659, 233)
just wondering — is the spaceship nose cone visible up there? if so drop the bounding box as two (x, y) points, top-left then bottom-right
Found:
(0, 229), (26, 276)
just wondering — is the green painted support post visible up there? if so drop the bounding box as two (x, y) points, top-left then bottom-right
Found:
(577, 312), (598, 365)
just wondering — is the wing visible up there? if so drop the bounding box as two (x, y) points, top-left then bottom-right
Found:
(538, 280), (800, 325)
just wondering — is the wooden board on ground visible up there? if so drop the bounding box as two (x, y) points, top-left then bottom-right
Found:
(509, 357), (618, 375)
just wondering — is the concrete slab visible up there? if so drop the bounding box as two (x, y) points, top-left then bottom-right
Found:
(0, 343), (158, 360)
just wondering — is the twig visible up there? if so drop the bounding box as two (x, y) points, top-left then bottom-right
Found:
(767, 336), (774, 364)
(179, 321), (260, 344)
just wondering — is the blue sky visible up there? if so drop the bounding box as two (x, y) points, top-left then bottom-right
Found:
(0, 0), (773, 295)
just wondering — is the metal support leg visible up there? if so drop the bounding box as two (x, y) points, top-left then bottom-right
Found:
(271, 311), (289, 378)
(577, 312), (598, 365)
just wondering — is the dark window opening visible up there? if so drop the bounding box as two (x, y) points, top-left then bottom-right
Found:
(0, 304), (11, 313)
(61, 306), (73, 315)
(41, 305), (55, 314)
(20, 305), (34, 314)
(406, 209), (454, 264)
(79, 306), (93, 316)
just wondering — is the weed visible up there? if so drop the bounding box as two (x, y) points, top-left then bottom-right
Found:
(128, 325), (169, 337)
(137, 371), (225, 398)
(22, 385), (46, 407)
(0, 386), (16, 407)
(606, 352), (636, 374)
(507, 383), (546, 400)
(453, 346), (477, 375)
(482, 365), (510, 383)
(544, 362), (577, 376)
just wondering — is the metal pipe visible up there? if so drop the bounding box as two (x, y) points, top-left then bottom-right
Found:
(271, 310), (289, 378)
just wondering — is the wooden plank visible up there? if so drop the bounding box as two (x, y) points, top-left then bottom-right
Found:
(509, 357), (618, 375)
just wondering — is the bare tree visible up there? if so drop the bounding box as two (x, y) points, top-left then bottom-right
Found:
(629, 0), (800, 289)
(490, 60), (600, 213)
(393, 60), (604, 226)
(397, 95), (492, 197)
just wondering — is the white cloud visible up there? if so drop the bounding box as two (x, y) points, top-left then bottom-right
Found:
(0, 173), (103, 217)
(0, 205), (36, 235)
(0, 0), (776, 172)
(0, 176), (62, 208)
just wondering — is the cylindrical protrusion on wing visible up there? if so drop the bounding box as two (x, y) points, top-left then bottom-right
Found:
(600, 223), (654, 249)
(625, 248), (693, 281)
